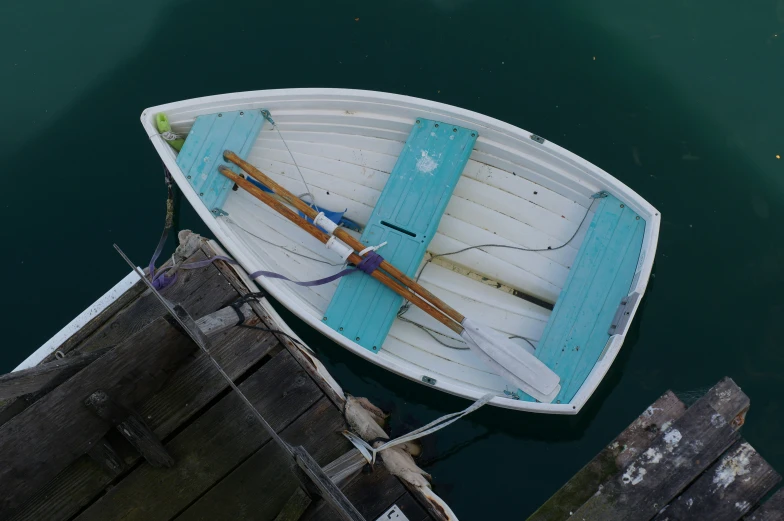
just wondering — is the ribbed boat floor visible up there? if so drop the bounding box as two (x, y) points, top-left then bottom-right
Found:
(0, 241), (436, 521)
(167, 104), (598, 398)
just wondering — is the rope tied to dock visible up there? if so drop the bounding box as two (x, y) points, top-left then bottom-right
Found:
(343, 393), (496, 465)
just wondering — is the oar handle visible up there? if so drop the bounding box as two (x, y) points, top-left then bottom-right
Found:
(223, 151), (466, 325)
(218, 167), (463, 335)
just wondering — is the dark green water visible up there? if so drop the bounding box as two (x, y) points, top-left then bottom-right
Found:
(2, 0), (784, 518)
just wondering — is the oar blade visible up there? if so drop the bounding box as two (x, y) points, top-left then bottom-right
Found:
(460, 318), (561, 403)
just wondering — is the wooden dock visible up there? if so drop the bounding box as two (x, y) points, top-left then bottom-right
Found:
(527, 378), (783, 521)
(0, 233), (450, 521)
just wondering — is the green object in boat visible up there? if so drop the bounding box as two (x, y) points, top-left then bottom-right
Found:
(155, 113), (185, 151)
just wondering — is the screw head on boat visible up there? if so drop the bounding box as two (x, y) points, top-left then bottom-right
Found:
(199, 192), (204, 197)
(620, 204), (625, 208)
(322, 316), (327, 321)
(435, 123), (439, 128)
(339, 327), (343, 331)
(355, 337), (360, 341)
(218, 113), (222, 117)
(239, 111), (244, 116)
(636, 216), (640, 220)
(453, 128), (457, 132)
(416, 119), (420, 124)
(187, 175), (191, 179)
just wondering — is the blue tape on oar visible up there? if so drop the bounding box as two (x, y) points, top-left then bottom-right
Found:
(243, 176), (360, 232)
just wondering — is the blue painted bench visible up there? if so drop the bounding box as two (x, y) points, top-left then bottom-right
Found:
(324, 118), (478, 352)
(176, 109), (267, 214)
(522, 193), (645, 403)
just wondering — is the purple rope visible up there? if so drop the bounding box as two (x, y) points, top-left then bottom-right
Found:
(357, 251), (384, 274)
(152, 252), (386, 291)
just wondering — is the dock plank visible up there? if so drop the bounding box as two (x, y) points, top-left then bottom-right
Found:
(175, 397), (349, 521)
(73, 350), (323, 521)
(652, 440), (781, 521)
(570, 391), (743, 521)
(302, 464), (408, 521)
(386, 494), (432, 521)
(527, 390), (687, 521)
(0, 347), (112, 401)
(11, 323), (278, 521)
(70, 255), (237, 357)
(746, 488), (784, 521)
(0, 317), (195, 519)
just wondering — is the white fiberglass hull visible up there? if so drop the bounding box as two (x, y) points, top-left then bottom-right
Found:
(142, 89), (659, 414)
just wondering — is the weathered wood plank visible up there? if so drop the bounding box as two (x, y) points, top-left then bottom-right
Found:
(175, 397), (350, 521)
(11, 324), (279, 521)
(195, 302), (252, 336)
(47, 278), (148, 359)
(0, 302), (248, 426)
(73, 350), (323, 521)
(301, 463), (408, 521)
(0, 347), (112, 401)
(275, 488), (314, 521)
(703, 377), (751, 432)
(206, 244), (347, 411)
(387, 494), (432, 521)
(0, 317), (195, 519)
(84, 391), (174, 468)
(86, 438), (127, 478)
(570, 393), (742, 521)
(652, 440), (781, 521)
(527, 390), (687, 521)
(293, 446), (367, 521)
(1, 256), (242, 428)
(274, 450), (370, 521)
(68, 251), (237, 357)
(745, 488), (784, 521)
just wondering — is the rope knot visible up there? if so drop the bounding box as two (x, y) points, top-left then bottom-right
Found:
(357, 251), (384, 275)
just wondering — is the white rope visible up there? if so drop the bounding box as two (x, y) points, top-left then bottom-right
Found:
(266, 113), (317, 208)
(149, 131), (181, 141)
(343, 393), (497, 465)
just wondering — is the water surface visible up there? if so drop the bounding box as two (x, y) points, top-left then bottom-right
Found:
(2, 0), (783, 517)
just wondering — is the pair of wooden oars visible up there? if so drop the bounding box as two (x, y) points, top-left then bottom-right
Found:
(217, 151), (560, 402)
(218, 151), (464, 335)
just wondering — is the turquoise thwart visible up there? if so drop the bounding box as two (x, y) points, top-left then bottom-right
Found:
(324, 118), (479, 352)
(521, 194), (645, 403)
(176, 109), (267, 214)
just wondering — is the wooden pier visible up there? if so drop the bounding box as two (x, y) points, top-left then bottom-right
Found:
(527, 378), (782, 521)
(0, 233), (449, 521)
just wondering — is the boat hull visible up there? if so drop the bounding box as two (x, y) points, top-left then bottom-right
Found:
(142, 89), (659, 414)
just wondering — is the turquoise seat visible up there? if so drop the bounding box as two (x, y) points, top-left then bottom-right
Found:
(324, 118), (478, 352)
(176, 109), (267, 214)
(522, 193), (646, 403)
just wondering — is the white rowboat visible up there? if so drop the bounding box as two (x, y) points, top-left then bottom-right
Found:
(142, 89), (659, 414)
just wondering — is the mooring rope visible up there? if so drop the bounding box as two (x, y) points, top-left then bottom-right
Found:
(343, 393), (497, 465)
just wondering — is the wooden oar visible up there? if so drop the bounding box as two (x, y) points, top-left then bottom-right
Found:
(218, 167), (463, 335)
(222, 151), (465, 326)
(218, 157), (562, 402)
